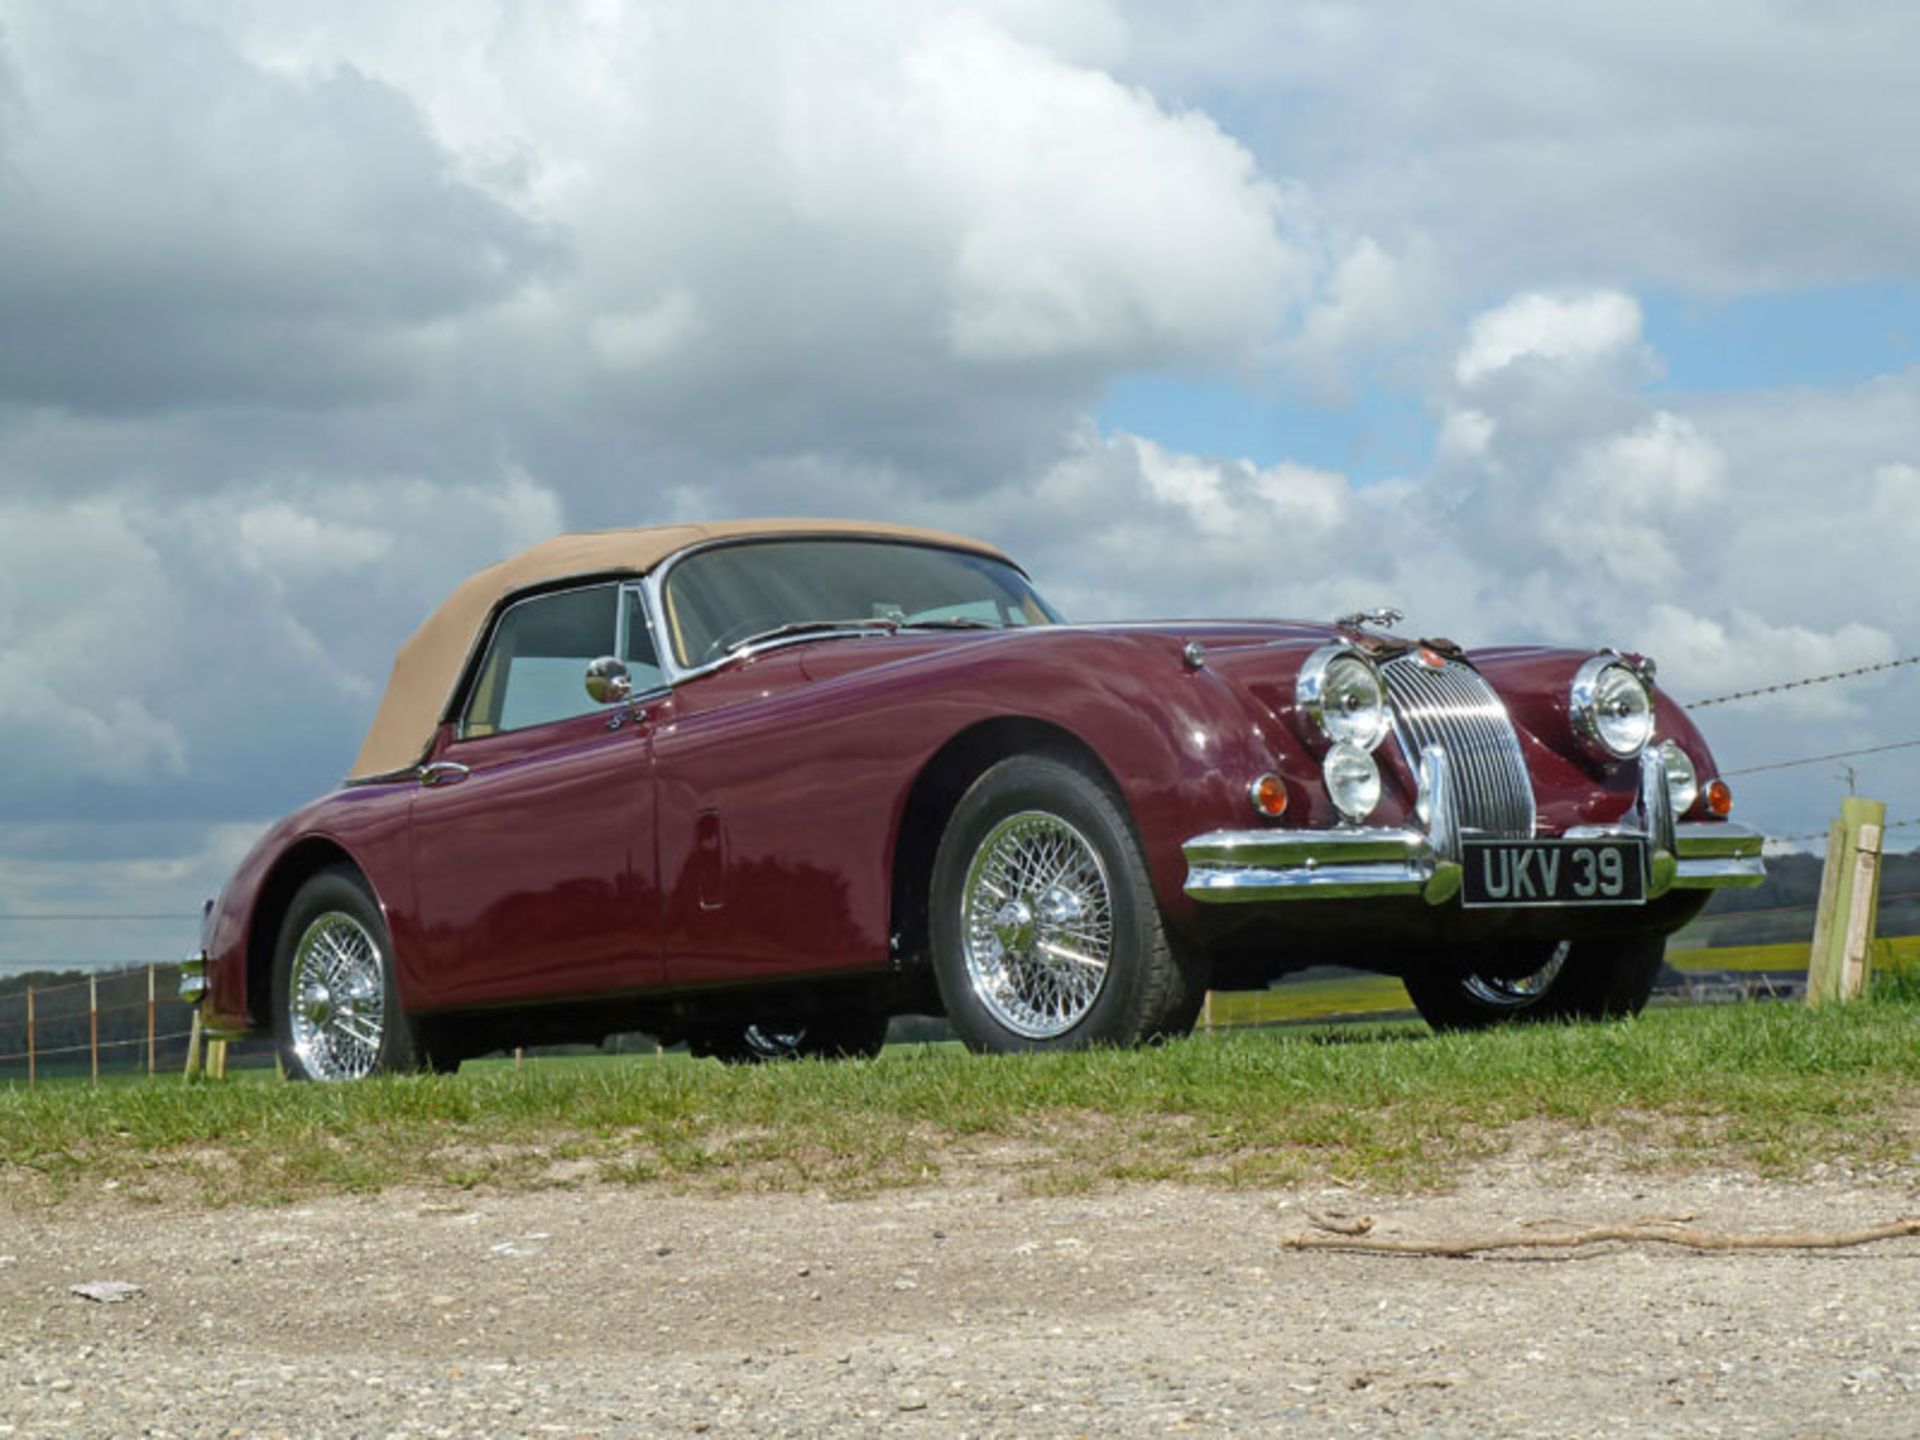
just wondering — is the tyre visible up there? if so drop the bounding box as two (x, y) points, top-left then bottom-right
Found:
(691, 1011), (889, 1063)
(929, 753), (1198, 1052)
(1403, 934), (1667, 1033)
(270, 867), (422, 1080)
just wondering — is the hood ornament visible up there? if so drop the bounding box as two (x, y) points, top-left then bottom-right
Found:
(1335, 606), (1404, 633)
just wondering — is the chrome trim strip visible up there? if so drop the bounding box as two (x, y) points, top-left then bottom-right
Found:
(1381, 655), (1536, 838)
(178, 951), (209, 1005)
(1672, 821), (1767, 888)
(1183, 827), (1436, 903)
(647, 534), (1049, 684)
(1637, 748), (1677, 855)
(1417, 743), (1460, 864)
(1185, 819), (1766, 904)
(1568, 651), (1654, 760)
(1295, 642), (1389, 751)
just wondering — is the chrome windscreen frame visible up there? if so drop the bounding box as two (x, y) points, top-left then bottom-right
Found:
(1184, 747), (1766, 905)
(644, 534), (1049, 686)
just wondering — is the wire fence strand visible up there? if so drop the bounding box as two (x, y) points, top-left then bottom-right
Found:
(0, 1029), (195, 1066)
(1724, 739), (1920, 777)
(1689, 653), (1920, 708)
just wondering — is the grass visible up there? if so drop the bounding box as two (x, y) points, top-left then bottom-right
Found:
(2, 978), (1916, 1209)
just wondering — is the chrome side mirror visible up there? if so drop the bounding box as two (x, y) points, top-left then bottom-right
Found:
(584, 655), (632, 705)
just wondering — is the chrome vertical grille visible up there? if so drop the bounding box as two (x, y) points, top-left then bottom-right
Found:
(1381, 655), (1535, 837)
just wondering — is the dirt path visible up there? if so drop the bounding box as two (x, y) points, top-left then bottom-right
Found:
(3, 1167), (1917, 1438)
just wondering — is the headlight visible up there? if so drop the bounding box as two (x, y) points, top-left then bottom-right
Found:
(1659, 741), (1698, 815)
(1323, 741), (1381, 821)
(1570, 655), (1654, 758)
(1297, 645), (1389, 750)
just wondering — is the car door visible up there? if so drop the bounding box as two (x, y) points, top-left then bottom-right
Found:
(407, 581), (665, 1007)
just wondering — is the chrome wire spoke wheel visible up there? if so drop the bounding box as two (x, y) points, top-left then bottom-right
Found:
(1461, 941), (1570, 1009)
(960, 810), (1115, 1039)
(742, 1024), (806, 1060)
(287, 911), (387, 1081)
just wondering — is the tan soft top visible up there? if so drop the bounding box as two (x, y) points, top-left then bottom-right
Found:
(349, 518), (1011, 779)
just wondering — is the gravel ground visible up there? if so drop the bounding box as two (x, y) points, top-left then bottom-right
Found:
(3, 1166), (1918, 1439)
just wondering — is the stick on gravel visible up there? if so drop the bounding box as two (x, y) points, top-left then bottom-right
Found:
(1282, 1216), (1920, 1257)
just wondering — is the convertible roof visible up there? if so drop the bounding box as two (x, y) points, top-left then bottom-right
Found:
(349, 518), (1011, 780)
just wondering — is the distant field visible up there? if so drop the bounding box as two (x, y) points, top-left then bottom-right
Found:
(1669, 934), (1919, 975)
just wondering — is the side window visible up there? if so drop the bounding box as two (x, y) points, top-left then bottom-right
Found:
(463, 585), (619, 737)
(621, 587), (666, 693)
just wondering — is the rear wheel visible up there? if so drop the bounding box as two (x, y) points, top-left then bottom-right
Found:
(270, 867), (422, 1080)
(929, 754), (1199, 1052)
(691, 1011), (890, 1063)
(1403, 934), (1667, 1032)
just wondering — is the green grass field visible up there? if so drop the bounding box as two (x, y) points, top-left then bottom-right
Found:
(3, 975), (1915, 1208)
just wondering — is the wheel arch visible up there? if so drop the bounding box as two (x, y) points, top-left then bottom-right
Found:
(243, 837), (373, 1029)
(888, 717), (1125, 976)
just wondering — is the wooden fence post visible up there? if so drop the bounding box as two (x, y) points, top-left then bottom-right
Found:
(1806, 796), (1887, 1005)
(25, 986), (34, 1092)
(184, 1008), (204, 1081)
(147, 965), (156, 1078)
(90, 974), (99, 1086)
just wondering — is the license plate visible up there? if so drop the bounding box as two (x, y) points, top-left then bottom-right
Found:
(1460, 838), (1647, 908)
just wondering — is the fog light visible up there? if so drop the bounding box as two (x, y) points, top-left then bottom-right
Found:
(1705, 779), (1733, 817)
(1660, 741), (1698, 816)
(1323, 741), (1381, 822)
(1249, 773), (1288, 818)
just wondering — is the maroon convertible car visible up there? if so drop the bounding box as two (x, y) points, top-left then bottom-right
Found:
(184, 519), (1764, 1079)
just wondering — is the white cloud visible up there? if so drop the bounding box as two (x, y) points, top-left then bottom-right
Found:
(0, 471), (565, 816)
(1455, 291), (1647, 387)
(0, 2), (547, 413)
(916, 14), (1304, 363)
(1280, 236), (1444, 398)
(1539, 412), (1727, 589)
(1639, 606), (1895, 721)
(214, 0), (1316, 413)
(237, 504), (395, 579)
(1118, 2), (1920, 298)
(0, 500), (188, 785)
(589, 289), (705, 371)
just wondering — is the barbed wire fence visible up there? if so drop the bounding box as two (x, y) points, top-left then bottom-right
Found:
(1686, 652), (1920, 708)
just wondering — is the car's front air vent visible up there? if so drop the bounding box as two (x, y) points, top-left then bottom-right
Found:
(1380, 655), (1536, 837)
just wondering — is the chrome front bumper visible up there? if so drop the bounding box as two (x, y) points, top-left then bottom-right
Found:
(179, 950), (210, 1004)
(1184, 748), (1766, 905)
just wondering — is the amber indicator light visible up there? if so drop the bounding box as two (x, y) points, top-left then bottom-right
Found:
(1251, 773), (1289, 818)
(1705, 779), (1733, 817)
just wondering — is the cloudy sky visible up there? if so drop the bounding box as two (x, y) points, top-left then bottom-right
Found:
(3, 1), (1917, 971)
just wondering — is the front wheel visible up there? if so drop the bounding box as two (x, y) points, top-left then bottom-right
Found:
(270, 867), (422, 1080)
(929, 754), (1198, 1052)
(1403, 934), (1667, 1032)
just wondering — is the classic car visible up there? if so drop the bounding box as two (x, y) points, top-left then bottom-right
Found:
(182, 518), (1765, 1079)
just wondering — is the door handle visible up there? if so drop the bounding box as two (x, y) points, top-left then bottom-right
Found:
(417, 761), (471, 788)
(607, 702), (653, 733)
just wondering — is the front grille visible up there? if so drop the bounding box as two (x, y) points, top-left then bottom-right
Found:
(1381, 655), (1535, 837)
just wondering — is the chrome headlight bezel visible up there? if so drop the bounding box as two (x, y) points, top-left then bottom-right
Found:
(1323, 740), (1382, 822)
(1659, 739), (1699, 816)
(1296, 643), (1390, 752)
(1569, 654), (1655, 759)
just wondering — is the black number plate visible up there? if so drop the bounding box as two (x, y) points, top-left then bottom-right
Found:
(1460, 838), (1647, 908)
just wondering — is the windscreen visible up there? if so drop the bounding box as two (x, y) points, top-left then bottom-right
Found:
(663, 540), (1063, 666)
